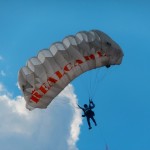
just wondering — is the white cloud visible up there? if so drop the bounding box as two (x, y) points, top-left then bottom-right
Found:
(0, 83), (4, 92)
(0, 83), (12, 96)
(0, 83), (82, 150)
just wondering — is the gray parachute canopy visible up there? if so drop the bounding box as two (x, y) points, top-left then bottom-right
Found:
(18, 30), (123, 110)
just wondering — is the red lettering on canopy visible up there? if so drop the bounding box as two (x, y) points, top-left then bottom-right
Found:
(74, 59), (83, 66)
(97, 51), (103, 57)
(64, 63), (73, 72)
(32, 91), (42, 98)
(55, 70), (65, 79)
(47, 77), (57, 86)
(39, 83), (49, 94)
(30, 95), (39, 103)
(97, 51), (107, 57)
(47, 77), (57, 83)
(30, 50), (106, 103)
(84, 54), (95, 61)
(30, 90), (42, 103)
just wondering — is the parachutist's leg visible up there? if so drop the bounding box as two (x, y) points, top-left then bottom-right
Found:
(87, 117), (92, 129)
(91, 116), (97, 126)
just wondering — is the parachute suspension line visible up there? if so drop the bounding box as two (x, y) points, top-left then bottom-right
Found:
(88, 34), (105, 99)
(58, 96), (79, 110)
(88, 68), (94, 99)
(90, 68), (101, 99)
(88, 64), (109, 101)
(86, 67), (98, 100)
(88, 34), (104, 100)
(87, 63), (95, 99)
(84, 73), (91, 99)
(89, 32), (114, 100)
(92, 68), (109, 100)
(89, 35), (103, 99)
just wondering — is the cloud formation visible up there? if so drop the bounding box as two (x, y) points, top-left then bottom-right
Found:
(0, 83), (82, 150)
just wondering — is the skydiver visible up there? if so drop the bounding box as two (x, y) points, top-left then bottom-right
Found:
(78, 99), (97, 130)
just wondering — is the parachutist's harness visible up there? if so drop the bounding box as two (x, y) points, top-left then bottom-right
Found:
(79, 100), (95, 118)
(78, 100), (97, 130)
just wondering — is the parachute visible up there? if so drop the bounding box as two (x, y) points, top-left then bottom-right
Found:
(18, 30), (123, 110)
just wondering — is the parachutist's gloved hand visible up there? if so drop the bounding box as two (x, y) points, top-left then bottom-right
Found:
(90, 100), (93, 103)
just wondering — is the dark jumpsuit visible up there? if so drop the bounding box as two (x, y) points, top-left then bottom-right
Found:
(78, 102), (97, 129)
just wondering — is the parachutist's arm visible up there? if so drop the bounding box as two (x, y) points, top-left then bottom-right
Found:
(78, 105), (84, 110)
(78, 105), (85, 116)
(89, 101), (95, 109)
(89, 99), (94, 108)
(89, 98), (93, 103)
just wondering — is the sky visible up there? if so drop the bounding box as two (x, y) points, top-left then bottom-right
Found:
(0, 0), (150, 150)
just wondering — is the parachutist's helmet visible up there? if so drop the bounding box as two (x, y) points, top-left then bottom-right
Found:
(84, 104), (88, 108)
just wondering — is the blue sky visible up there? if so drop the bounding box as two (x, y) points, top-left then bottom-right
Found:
(0, 0), (150, 150)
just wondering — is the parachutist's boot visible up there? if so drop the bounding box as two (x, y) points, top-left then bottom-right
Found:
(89, 127), (92, 130)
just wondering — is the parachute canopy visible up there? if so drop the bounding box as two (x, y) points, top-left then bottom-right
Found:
(18, 30), (123, 110)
